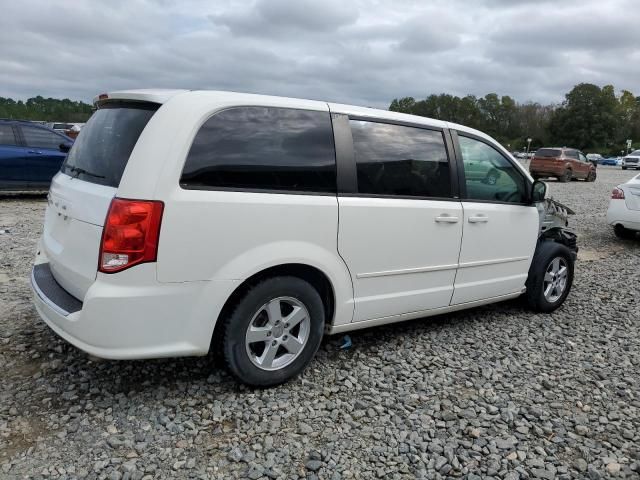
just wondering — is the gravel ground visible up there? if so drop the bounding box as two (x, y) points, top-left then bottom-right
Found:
(1, 167), (639, 480)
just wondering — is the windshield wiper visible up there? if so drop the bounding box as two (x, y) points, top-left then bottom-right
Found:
(66, 165), (105, 179)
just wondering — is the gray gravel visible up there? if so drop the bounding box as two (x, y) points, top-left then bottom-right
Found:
(1, 166), (639, 479)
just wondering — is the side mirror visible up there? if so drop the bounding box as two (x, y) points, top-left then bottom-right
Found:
(59, 142), (72, 153)
(531, 180), (547, 203)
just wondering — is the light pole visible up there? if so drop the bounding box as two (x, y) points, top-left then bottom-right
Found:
(526, 138), (532, 155)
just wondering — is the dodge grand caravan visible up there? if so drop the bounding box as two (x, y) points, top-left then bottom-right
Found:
(31, 90), (578, 386)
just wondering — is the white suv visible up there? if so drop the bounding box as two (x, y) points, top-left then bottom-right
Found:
(31, 89), (578, 386)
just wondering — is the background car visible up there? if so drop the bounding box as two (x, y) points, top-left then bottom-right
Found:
(529, 147), (597, 182)
(46, 122), (73, 134)
(600, 156), (622, 166)
(463, 156), (502, 184)
(586, 153), (603, 166)
(622, 150), (640, 170)
(607, 173), (640, 238)
(0, 120), (73, 191)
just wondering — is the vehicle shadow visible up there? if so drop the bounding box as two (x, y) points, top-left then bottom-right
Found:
(21, 297), (528, 403)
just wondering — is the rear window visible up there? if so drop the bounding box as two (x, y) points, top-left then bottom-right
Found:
(535, 148), (561, 158)
(61, 103), (158, 187)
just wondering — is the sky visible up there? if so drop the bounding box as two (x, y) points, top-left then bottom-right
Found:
(1, 0), (640, 108)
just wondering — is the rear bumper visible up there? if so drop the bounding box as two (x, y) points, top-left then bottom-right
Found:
(31, 252), (239, 360)
(607, 200), (640, 231)
(529, 164), (565, 176)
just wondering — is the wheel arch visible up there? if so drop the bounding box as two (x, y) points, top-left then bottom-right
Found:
(538, 227), (578, 258)
(210, 262), (347, 353)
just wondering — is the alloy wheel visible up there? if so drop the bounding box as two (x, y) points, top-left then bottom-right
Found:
(245, 296), (310, 371)
(543, 257), (568, 303)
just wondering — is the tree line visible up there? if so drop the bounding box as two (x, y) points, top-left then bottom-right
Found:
(0, 96), (93, 122)
(390, 83), (640, 156)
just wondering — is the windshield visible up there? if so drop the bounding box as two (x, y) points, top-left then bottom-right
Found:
(535, 148), (561, 158)
(61, 103), (158, 187)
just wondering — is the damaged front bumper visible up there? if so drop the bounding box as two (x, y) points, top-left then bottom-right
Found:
(537, 197), (578, 258)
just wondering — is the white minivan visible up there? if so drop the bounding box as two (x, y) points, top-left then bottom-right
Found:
(31, 90), (577, 386)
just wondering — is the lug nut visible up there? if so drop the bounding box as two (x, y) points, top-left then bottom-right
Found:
(283, 335), (288, 340)
(267, 331), (271, 336)
(272, 340), (277, 346)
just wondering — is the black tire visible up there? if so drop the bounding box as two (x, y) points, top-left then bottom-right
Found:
(614, 224), (636, 239)
(525, 241), (574, 313)
(586, 170), (596, 182)
(558, 169), (572, 182)
(222, 276), (325, 387)
(622, 166), (627, 170)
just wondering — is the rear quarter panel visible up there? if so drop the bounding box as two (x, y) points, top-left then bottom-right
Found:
(156, 189), (354, 326)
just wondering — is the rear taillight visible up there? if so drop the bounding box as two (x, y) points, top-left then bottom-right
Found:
(99, 198), (164, 273)
(611, 187), (625, 200)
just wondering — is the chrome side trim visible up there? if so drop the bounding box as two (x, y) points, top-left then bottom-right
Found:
(356, 256), (528, 279)
(356, 263), (458, 279)
(458, 256), (529, 269)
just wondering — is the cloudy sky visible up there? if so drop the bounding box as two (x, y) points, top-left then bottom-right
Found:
(2, 0), (639, 107)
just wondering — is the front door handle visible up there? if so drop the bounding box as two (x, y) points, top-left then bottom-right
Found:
(468, 215), (489, 223)
(435, 215), (460, 223)
(27, 150), (43, 154)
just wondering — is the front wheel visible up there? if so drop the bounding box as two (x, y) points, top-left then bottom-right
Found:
(586, 170), (596, 182)
(622, 166), (628, 170)
(558, 169), (572, 182)
(525, 242), (574, 313)
(222, 276), (325, 387)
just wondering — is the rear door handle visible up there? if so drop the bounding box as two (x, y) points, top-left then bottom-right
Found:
(435, 215), (459, 223)
(468, 215), (489, 223)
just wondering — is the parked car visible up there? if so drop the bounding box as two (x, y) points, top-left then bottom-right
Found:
(622, 150), (640, 170)
(30, 89), (578, 386)
(46, 122), (74, 134)
(607, 173), (640, 238)
(586, 153), (603, 166)
(0, 120), (73, 191)
(600, 156), (622, 166)
(529, 147), (597, 182)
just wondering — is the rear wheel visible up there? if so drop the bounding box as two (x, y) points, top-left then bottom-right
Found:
(614, 224), (636, 239)
(222, 276), (325, 387)
(558, 169), (572, 182)
(525, 241), (574, 313)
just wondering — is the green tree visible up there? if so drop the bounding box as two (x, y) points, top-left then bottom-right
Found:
(547, 83), (618, 150)
(0, 96), (93, 122)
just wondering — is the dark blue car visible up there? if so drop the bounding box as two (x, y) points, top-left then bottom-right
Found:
(0, 120), (73, 191)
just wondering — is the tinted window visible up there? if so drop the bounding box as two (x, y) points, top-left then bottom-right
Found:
(459, 135), (527, 203)
(566, 150), (579, 159)
(350, 120), (451, 197)
(535, 148), (561, 158)
(0, 125), (17, 146)
(181, 107), (336, 193)
(578, 152), (588, 162)
(62, 104), (158, 187)
(22, 127), (65, 149)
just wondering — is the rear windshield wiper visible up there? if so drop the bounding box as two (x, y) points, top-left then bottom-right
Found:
(66, 165), (105, 179)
